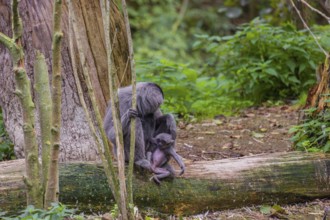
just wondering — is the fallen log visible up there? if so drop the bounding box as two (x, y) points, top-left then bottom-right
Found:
(0, 152), (330, 215)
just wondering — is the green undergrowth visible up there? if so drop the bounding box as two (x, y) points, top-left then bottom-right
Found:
(0, 203), (174, 220)
(136, 20), (330, 120)
(194, 20), (328, 104)
(0, 204), (83, 220)
(0, 108), (15, 161)
(290, 107), (330, 153)
(137, 59), (252, 120)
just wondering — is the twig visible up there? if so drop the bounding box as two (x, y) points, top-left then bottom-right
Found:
(172, 0), (189, 33)
(183, 143), (193, 148)
(121, 0), (137, 215)
(100, 0), (128, 219)
(111, 28), (118, 57)
(299, 0), (330, 23)
(252, 137), (264, 144)
(0, 32), (22, 64)
(290, 0), (329, 57)
(120, 58), (129, 86)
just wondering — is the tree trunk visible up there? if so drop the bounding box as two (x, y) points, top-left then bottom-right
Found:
(1, 152), (330, 215)
(0, 0), (130, 161)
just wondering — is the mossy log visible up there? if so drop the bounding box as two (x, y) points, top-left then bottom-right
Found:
(1, 152), (330, 215)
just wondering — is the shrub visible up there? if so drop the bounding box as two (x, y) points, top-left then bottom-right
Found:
(137, 59), (252, 119)
(0, 203), (83, 220)
(194, 19), (327, 104)
(290, 108), (330, 153)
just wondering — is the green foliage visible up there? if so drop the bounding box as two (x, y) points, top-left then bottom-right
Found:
(128, 0), (187, 61)
(130, 2), (330, 119)
(260, 205), (272, 215)
(129, 0), (232, 63)
(0, 203), (83, 220)
(222, 0), (322, 26)
(290, 108), (330, 153)
(292, 92), (308, 109)
(194, 20), (327, 104)
(110, 204), (119, 219)
(135, 20), (330, 118)
(137, 59), (252, 119)
(0, 109), (15, 161)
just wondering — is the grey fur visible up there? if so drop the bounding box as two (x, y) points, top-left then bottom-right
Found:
(103, 82), (177, 170)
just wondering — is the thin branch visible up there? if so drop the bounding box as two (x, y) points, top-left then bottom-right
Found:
(120, 58), (130, 86)
(171, 0), (189, 33)
(11, 0), (23, 41)
(100, 0), (129, 218)
(121, 0), (137, 211)
(0, 32), (14, 48)
(299, 0), (330, 23)
(67, 0), (120, 204)
(111, 28), (118, 58)
(290, 0), (329, 57)
(45, 0), (64, 207)
(0, 32), (22, 65)
(34, 51), (52, 196)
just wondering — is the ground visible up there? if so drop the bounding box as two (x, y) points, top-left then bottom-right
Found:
(176, 105), (297, 161)
(191, 199), (330, 220)
(170, 105), (329, 220)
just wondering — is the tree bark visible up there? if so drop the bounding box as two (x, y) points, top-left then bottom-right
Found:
(34, 51), (52, 193)
(1, 152), (330, 215)
(305, 58), (330, 112)
(0, 0), (130, 161)
(0, 0), (42, 207)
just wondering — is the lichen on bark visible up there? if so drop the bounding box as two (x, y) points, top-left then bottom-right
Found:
(44, 0), (64, 207)
(34, 51), (52, 193)
(0, 0), (42, 208)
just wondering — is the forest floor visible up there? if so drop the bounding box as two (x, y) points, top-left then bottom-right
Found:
(171, 105), (330, 220)
(176, 105), (296, 161)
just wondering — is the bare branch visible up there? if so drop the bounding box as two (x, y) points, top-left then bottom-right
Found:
(45, 0), (64, 207)
(290, 0), (329, 57)
(34, 51), (52, 194)
(300, 0), (330, 23)
(0, 32), (23, 65)
(121, 0), (137, 211)
(100, 0), (129, 218)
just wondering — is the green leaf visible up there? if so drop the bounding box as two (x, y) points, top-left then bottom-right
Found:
(323, 142), (330, 153)
(283, 44), (291, 50)
(308, 60), (316, 69)
(192, 41), (202, 49)
(298, 63), (307, 73)
(260, 205), (272, 214)
(221, 35), (235, 41)
(206, 42), (219, 52)
(272, 204), (286, 214)
(265, 68), (278, 77)
(307, 147), (322, 152)
(288, 76), (300, 84)
(286, 60), (296, 73)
